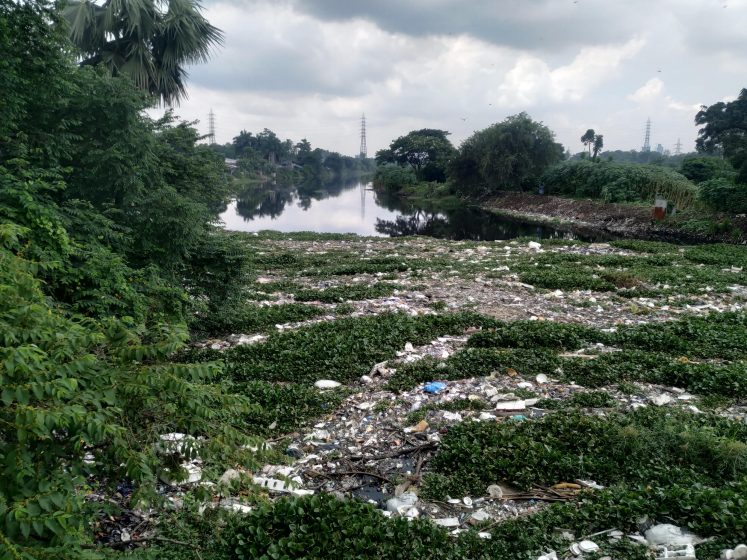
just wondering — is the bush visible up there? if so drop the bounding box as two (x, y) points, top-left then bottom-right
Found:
(372, 165), (418, 193)
(698, 178), (747, 213)
(541, 160), (698, 208)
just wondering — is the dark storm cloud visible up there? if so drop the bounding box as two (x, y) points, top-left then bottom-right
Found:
(292, 0), (642, 52)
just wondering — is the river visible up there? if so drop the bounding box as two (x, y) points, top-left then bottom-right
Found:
(219, 178), (611, 241)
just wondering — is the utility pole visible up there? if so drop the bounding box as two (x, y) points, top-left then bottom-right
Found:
(208, 109), (216, 145)
(359, 113), (367, 159)
(642, 118), (651, 152)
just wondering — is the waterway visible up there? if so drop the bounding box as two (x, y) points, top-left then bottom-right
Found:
(219, 178), (610, 241)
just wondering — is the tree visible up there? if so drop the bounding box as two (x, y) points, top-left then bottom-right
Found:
(680, 155), (735, 184)
(581, 129), (596, 158)
(592, 134), (604, 160)
(63, 0), (223, 105)
(695, 89), (747, 183)
(450, 113), (564, 196)
(388, 129), (456, 181)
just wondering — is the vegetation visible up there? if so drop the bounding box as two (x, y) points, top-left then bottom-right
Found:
(449, 113), (564, 197)
(541, 160), (699, 207)
(63, 0), (222, 106)
(375, 129), (455, 182)
(0, 1), (258, 556)
(696, 88), (747, 184)
(423, 407), (747, 497)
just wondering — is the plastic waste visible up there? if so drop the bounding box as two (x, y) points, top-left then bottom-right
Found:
(386, 492), (418, 514)
(314, 379), (341, 389)
(653, 544), (696, 559)
(433, 517), (460, 528)
(423, 381), (447, 394)
(721, 544), (747, 560)
(644, 524), (702, 547)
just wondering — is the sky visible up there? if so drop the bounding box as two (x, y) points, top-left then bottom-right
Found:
(166, 0), (747, 157)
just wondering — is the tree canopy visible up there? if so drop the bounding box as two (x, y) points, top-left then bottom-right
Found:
(450, 113), (564, 196)
(387, 129), (456, 181)
(695, 89), (747, 184)
(63, 0), (223, 105)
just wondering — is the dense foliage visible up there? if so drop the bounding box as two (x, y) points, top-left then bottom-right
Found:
(375, 129), (456, 182)
(540, 160), (698, 207)
(449, 113), (564, 196)
(696, 88), (747, 184)
(0, 1), (257, 556)
(63, 0), (223, 106)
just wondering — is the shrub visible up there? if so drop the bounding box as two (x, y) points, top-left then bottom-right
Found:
(541, 160), (698, 208)
(698, 178), (747, 213)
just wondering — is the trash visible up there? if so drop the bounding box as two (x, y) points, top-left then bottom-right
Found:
(220, 497), (253, 514)
(537, 552), (558, 560)
(442, 411), (463, 422)
(653, 544), (696, 559)
(575, 479), (604, 490)
(536, 374), (549, 384)
(315, 379), (342, 389)
(509, 415), (528, 422)
(644, 524), (702, 547)
(494, 400), (526, 411)
(386, 492), (418, 514)
(218, 468), (242, 486)
(468, 509), (491, 525)
(722, 544), (747, 560)
(160, 462), (202, 485)
(157, 433), (199, 456)
(462, 497), (473, 507)
(552, 482), (581, 490)
(404, 342), (414, 352)
(253, 476), (313, 497)
(433, 517), (460, 528)
(360, 375), (374, 384)
(487, 484), (503, 499)
(650, 394), (674, 406)
(570, 540), (599, 555)
(528, 241), (542, 251)
(406, 420), (429, 433)
(423, 382), (447, 394)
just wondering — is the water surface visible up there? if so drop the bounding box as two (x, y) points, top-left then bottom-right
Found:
(220, 178), (610, 242)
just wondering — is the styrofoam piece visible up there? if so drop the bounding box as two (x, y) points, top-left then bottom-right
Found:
(253, 476), (313, 496)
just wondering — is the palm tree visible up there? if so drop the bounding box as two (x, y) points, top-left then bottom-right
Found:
(63, 0), (223, 106)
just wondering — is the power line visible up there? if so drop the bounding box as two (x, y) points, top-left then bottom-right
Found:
(674, 138), (682, 156)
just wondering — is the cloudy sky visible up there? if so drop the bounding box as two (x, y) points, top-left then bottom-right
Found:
(170, 0), (747, 156)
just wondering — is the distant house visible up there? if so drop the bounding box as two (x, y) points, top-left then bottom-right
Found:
(225, 158), (238, 170)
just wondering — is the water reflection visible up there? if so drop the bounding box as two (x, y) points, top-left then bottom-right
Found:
(221, 178), (611, 241)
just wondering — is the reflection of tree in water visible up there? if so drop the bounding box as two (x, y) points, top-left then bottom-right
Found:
(235, 186), (294, 220)
(236, 177), (365, 220)
(377, 205), (585, 241)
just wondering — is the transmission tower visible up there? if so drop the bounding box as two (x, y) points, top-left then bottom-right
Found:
(208, 109), (216, 145)
(359, 113), (367, 159)
(674, 138), (682, 156)
(642, 118), (651, 152)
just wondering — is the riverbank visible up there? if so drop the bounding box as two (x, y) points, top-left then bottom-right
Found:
(106, 232), (747, 560)
(485, 192), (747, 244)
